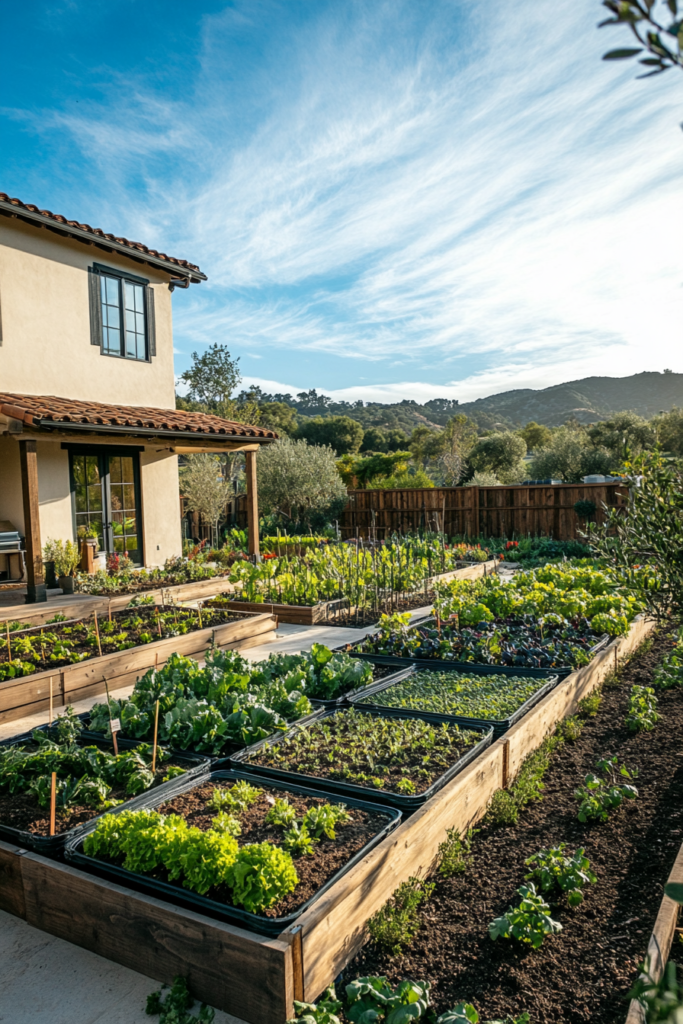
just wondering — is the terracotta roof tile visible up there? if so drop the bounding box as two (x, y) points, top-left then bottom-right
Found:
(0, 192), (205, 280)
(0, 394), (277, 441)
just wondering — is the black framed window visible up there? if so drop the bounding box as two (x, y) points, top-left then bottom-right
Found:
(68, 447), (143, 565)
(88, 263), (156, 361)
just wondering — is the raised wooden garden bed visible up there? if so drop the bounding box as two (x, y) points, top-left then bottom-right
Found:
(0, 574), (238, 627)
(216, 560), (499, 626)
(0, 614), (654, 1024)
(0, 611), (277, 724)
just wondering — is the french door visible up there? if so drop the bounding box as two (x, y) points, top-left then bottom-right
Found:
(69, 449), (143, 564)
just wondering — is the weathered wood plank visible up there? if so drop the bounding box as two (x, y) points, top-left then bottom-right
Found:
(20, 853), (293, 1024)
(0, 840), (26, 919)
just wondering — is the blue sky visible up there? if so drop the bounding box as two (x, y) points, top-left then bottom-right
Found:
(2, 0), (682, 404)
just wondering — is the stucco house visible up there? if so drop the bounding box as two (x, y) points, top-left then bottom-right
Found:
(0, 192), (275, 602)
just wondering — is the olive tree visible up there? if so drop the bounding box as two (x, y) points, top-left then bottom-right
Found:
(529, 427), (613, 482)
(180, 454), (233, 544)
(257, 437), (348, 530)
(468, 431), (527, 484)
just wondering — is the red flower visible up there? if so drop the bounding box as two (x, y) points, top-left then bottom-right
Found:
(263, 553), (278, 560)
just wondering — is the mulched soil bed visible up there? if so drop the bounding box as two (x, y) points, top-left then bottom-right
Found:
(0, 751), (191, 836)
(2, 605), (243, 677)
(152, 779), (390, 918)
(243, 709), (482, 795)
(349, 625), (683, 1024)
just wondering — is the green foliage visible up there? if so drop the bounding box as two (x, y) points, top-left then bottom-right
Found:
(489, 883), (562, 948)
(587, 451), (683, 621)
(228, 841), (299, 913)
(283, 822), (317, 856)
(578, 691), (602, 717)
(180, 455), (232, 530)
(207, 781), (261, 813)
(487, 735), (562, 827)
(575, 755), (638, 822)
(177, 343), (241, 410)
(296, 415), (365, 455)
(210, 812), (242, 836)
(438, 826), (478, 878)
(346, 977), (432, 1024)
(265, 797), (297, 828)
(146, 975), (215, 1023)
(554, 715), (583, 743)
(599, 0), (683, 79)
(469, 432), (527, 484)
(524, 844), (597, 907)
(287, 986), (343, 1024)
(654, 629), (683, 689)
(256, 437), (348, 530)
(519, 421), (552, 451)
(367, 877), (435, 954)
(436, 1010), (530, 1024)
(303, 803), (351, 839)
(627, 961), (683, 1022)
(625, 684), (659, 732)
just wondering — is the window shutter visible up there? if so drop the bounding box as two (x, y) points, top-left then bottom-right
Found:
(145, 285), (156, 358)
(0, 278), (3, 346)
(88, 267), (103, 346)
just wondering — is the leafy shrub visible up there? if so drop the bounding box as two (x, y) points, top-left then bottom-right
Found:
(625, 685), (659, 732)
(575, 755), (638, 822)
(367, 877), (435, 954)
(228, 842), (298, 913)
(489, 883), (562, 948)
(524, 844), (596, 906)
(438, 827), (477, 878)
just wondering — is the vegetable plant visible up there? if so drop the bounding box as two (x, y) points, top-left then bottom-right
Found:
(146, 975), (215, 1024)
(438, 826), (478, 878)
(574, 755), (639, 822)
(489, 883), (562, 948)
(524, 844), (597, 906)
(625, 685), (659, 732)
(346, 976), (432, 1024)
(367, 877), (435, 954)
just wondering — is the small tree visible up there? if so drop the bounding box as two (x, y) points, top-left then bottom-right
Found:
(469, 432), (527, 484)
(438, 414), (478, 485)
(587, 412), (656, 460)
(295, 416), (364, 455)
(180, 454), (232, 545)
(519, 421), (552, 452)
(529, 426), (613, 482)
(653, 407), (683, 455)
(178, 344), (241, 411)
(587, 451), (683, 621)
(257, 438), (347, 530)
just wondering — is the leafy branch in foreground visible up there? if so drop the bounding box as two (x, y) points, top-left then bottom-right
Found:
(524, 844), (597, 907)
(367, 877), (435, 954)
(574, 755), (639, 822)
(599, 0), (683, 79)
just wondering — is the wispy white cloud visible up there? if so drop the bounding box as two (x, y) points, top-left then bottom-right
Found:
(14, 0), (683, 401)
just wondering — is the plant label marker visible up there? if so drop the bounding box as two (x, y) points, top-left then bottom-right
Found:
(49, 772), (56, 836)
(104, 678), (119, 754)
(152, 699), (160, 773)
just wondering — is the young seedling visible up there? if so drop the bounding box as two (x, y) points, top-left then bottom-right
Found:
(265, 798), (297, 828)
(625, 685), (659, 733)
(524, 844), (596, 906)
(489, 883), (562, 948)
(574, 755), (638, 822)
(368, 876), (435, 954)
(438, 827), (478, 878)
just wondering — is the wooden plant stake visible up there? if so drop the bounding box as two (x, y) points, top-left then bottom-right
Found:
(108, 599), (112, 624)
(93, 611), (102, 657)
(152, 700), (160, 773)
(104, 678), (119, 755)
(5, 623), (10, 663)
(40, 628), (46, 663)
(156, 610), (162, 638)
(197, 603), (203, 630)
(49, 677), (53, 727)
(49, 772), (56, 836)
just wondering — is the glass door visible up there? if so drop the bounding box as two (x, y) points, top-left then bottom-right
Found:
(70, 450), (143, 565)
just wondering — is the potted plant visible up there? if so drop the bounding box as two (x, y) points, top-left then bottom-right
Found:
(53, 539), (80, 593)
(42, 538), (60, 589)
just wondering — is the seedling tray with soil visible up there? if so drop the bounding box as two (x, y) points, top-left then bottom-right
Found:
(344, 617), (610, 676)
(0, 720), (209, 854)
(350, 665), (560, 738)
(65, 769), (400, 936)
(347, 625), (683, 1024)
(230, 706), (493, 810)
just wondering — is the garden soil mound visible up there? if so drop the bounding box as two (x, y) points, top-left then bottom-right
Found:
(349, 627), (683, 1024)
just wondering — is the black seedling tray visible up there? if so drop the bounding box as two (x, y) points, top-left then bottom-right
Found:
(348, 664), (560, 739)
(65, 768), (401, 937)
(309, 665), (415, 709)
(0, 725), (209, 856)
(228, 705), (494, 811)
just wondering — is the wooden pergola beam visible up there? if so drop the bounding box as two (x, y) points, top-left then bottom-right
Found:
(245, 450), (260, 560)
(19, 439), (47, 603)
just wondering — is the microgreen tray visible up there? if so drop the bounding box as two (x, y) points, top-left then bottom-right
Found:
(64, 768), (401, 937)
(0, 725), (210, 856)
(335, 646), (569, 679)
(348, 665), (560, 738)
(228, 706), (494, 811)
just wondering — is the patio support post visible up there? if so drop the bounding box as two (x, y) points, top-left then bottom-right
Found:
(19, 438), (47, 603)
(245, 450), (260, 561)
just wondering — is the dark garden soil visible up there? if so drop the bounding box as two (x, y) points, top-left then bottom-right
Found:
(153, 779), (391, 918)
(2, 605), (243, 677)
(0, 752), (191, 836)
(243, 708), (482, 795)
(348, 626), (683, 1024)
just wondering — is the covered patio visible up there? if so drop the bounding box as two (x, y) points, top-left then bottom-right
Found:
(0, 393), (276, 603)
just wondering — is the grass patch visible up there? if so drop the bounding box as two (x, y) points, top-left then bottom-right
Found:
(367, 877), (435, 954)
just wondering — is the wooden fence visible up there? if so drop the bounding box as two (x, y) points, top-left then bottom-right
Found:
(183, 483), (630, 544)
(338, 482), (630, 541)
